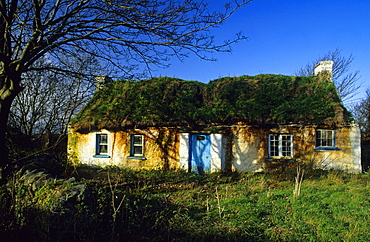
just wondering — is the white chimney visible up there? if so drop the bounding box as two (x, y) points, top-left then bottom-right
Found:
(314, 60), (333, 79)
(95, 75), (113, 89)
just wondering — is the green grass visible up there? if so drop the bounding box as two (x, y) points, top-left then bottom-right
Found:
(3, 167), (370, 241)
(73, 168), (370, 241)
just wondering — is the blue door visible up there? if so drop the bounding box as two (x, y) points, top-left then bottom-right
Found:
(190, 134), (211, 174)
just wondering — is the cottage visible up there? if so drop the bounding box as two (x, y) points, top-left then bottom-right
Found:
(68, 61), (361, 173)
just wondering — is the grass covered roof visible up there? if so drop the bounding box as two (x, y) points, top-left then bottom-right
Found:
(70, 75), (347, 130)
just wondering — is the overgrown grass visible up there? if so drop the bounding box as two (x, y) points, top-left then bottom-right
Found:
(72, 167), (370, 241)
(2, 166), (370, 241)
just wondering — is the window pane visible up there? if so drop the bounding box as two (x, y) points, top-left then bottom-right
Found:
(100, 134), (107, 144)
(133, 146), (142, 155)
(322, 139), (327, 146)
(327, 131), (333, 146)
(322, 131), (327, 139)
(99, 145), (108, 154)
(271, 147), (278, 156)
(327, 139), (333, 147)
(131, 135), (144, 156)
(282, 149), (291, 157)
(269, 134), (293, 157)
(133, 135), (142, 145)
(269, 135), (279, 156)
(316, 130), (334, 147)
(282, 135), (291, 141)
(97, 134), (108, 154)
(282, 135), (292, 156)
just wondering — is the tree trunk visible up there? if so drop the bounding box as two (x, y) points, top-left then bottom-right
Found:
(0, 97), (12, 177)
(0, 74), (22, 180)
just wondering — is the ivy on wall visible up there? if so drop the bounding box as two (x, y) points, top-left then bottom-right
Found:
(71, 75), (346, 130)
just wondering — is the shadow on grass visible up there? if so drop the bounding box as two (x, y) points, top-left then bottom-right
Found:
(1, 165), (270, 241)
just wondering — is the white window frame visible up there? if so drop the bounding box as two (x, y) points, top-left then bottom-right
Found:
(268, 134), (294, 158)
(96, 133), (108, 155)
(130, 134), (144, 156)
(316, 129), (335, 148)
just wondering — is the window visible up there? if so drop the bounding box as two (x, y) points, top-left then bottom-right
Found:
(96, 134), (108, 155)
(316, 129), (335, 148)
(268, 134), (293, 157)
(130, 134), (144, 156)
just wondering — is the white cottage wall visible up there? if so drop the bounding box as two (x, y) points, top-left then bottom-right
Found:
(69, 125), (362, 173)
(230, 127), (265, 172)
(69, 130), (128, 167)
(76, 130), (113, 166)
(349, 123), (362, 173)
(210, 134), (225, 172)
(179, 133), (190, 171)
(309, 125), (362, 173)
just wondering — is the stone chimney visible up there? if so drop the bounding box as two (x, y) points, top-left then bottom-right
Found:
(95, 75), (113, 90)
(315, 60), (343, 121)
(314, 60), (333, 80)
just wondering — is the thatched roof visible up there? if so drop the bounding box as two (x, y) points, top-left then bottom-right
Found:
(70, 75), (348, 131)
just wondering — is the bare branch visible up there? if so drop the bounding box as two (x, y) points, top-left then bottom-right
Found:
(0, 0), (251, 170)
(295, 48), (362, 105)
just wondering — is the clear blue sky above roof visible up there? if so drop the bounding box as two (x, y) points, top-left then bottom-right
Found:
(154, 0), (370, 102)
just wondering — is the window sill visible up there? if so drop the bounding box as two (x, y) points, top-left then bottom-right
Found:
(126, 156), (147, 160)
(314, 147), (340, 151)
(93, 155), (111, 158)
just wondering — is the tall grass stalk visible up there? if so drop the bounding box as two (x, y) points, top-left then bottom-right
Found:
(293, 166), (304, 198)
(206, 195), (210, 213)
(215, 186), (223, 220)
(107, 172), (126, 235)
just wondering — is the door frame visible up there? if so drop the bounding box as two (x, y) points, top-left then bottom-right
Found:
(179, 133), (225, 173)
(189, 134), (211, 174)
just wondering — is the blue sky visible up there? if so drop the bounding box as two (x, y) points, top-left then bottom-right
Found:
(154, 0), (370, 103)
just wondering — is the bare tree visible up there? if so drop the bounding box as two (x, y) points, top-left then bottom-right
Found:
(352, 89), (370, 138)
(8, 53), (97, 156)
(0, 0), (252, 176)
(351, 90), (370, 171)
(295, 48), (362, 104)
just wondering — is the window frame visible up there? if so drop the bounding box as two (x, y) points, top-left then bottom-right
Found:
(315, 129), (339, 150)
(268, 134), (294, 158)
(130, 134), (144, 157)
(96, 133), (108, 155)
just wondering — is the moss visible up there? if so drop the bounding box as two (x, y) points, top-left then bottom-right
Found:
(70, 75), (346, 130)
(67, 132), (81, 166)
